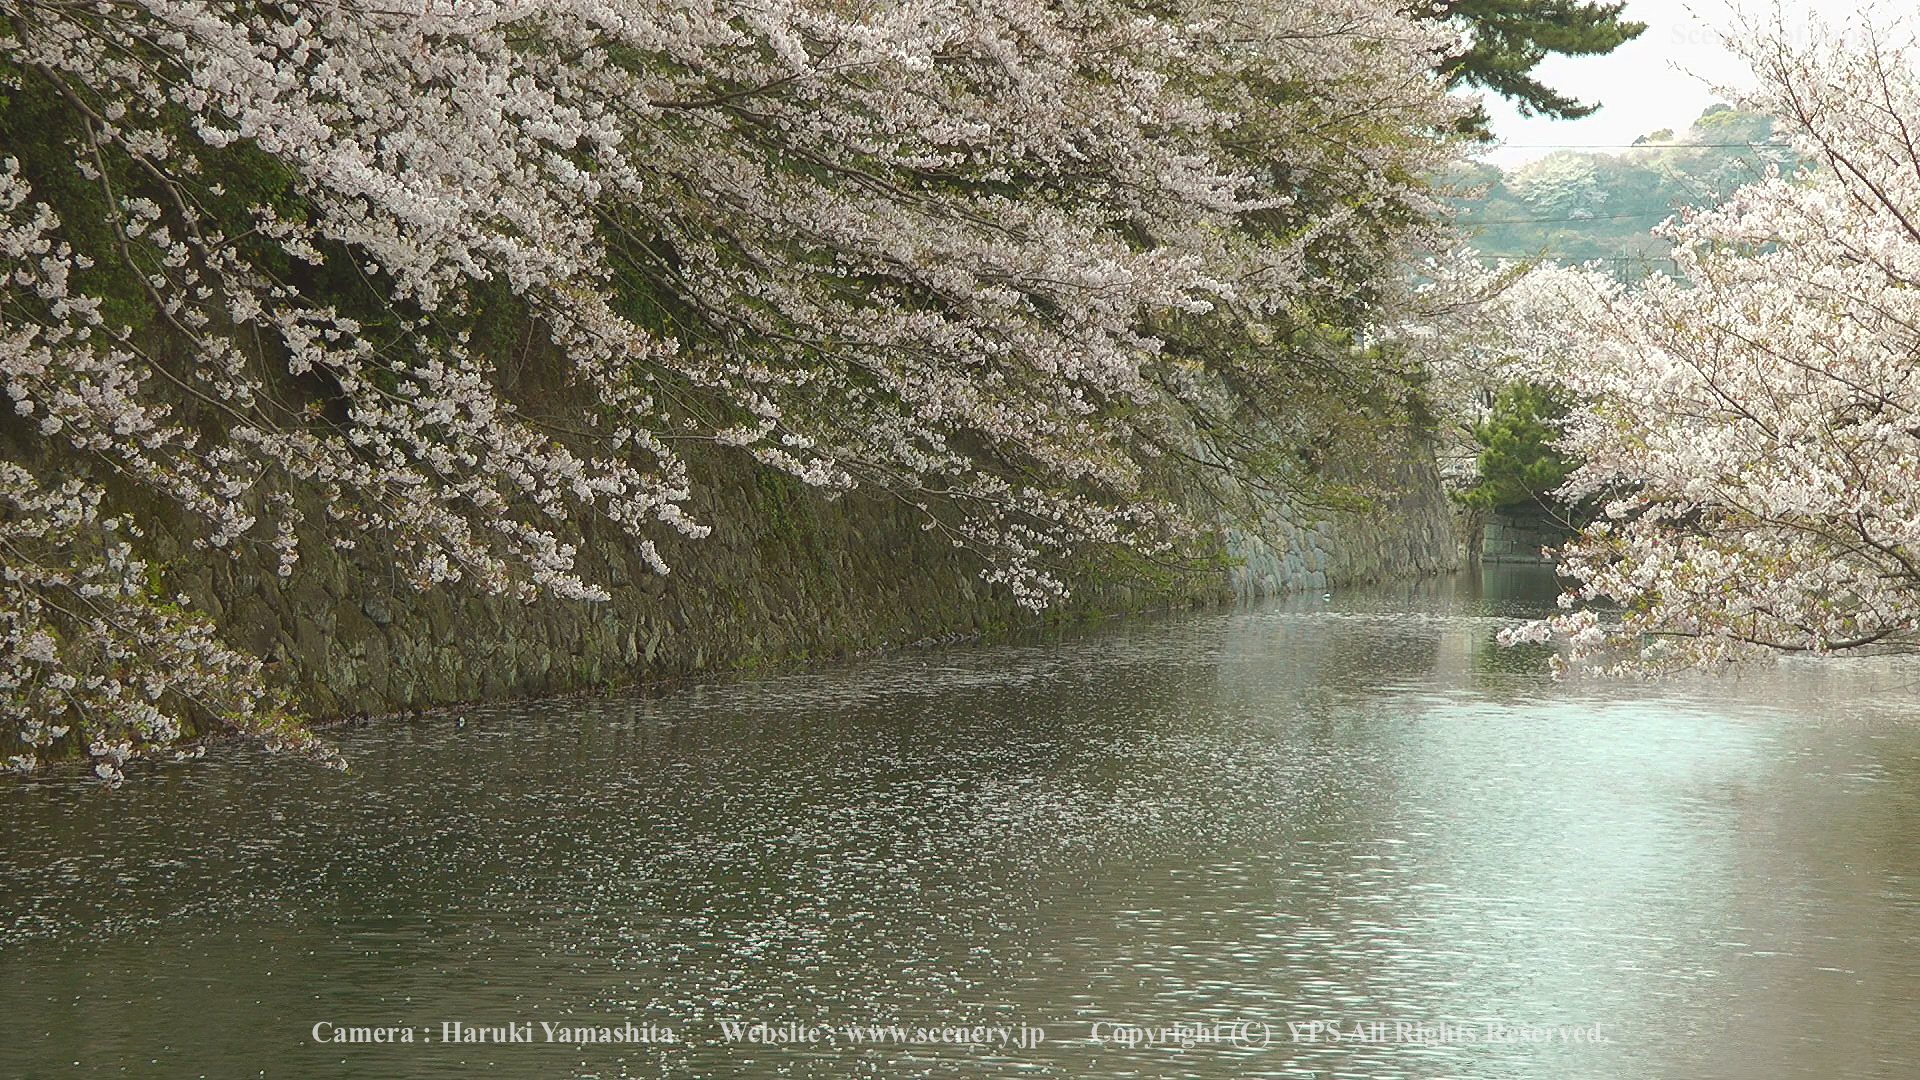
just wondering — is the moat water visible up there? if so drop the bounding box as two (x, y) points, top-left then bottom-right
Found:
(4, 566), (1918, 1078)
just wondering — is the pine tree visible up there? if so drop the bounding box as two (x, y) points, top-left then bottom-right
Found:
(1421, 1), (1647, 132)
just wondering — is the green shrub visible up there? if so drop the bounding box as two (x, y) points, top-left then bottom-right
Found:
(1461, 381), (1577, 515)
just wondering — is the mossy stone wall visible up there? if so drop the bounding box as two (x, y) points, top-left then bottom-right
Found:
(143, 440), (1463, 722)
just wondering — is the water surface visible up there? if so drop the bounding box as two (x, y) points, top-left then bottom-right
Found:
(4, 566), (1918, 1078)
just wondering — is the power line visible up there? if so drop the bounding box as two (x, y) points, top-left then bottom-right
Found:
(1483, 142), (1790, 150)
(1472, 254), (1678, 263)
(1454, 209), (1681, 226)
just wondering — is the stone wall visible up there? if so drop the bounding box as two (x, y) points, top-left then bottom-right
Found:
(73, 435), (1466, 726)
(1479, 506), (1572, 564)
(149, 452), (1234, 722)
(1220, 434), (1465, 600)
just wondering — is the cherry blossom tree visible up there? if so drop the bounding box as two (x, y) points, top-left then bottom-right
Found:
(1489, 14), (1920, 673)
(1, 0), (1470, 776)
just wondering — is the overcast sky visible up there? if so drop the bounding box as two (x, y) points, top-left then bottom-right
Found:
(1477, 0), (1883, 167)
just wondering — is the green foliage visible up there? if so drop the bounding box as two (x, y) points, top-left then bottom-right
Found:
(0, 65), (150, 331)
(1421, 0), (1646, 133)
(1460, 381), (1574, 513)
(1448, 106), (1800, 275)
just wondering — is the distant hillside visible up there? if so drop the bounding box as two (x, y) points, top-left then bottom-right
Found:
(1448, 106), (1800, 278)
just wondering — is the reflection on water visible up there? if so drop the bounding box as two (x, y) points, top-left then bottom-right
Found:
(3, 565), (1919, 1078)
